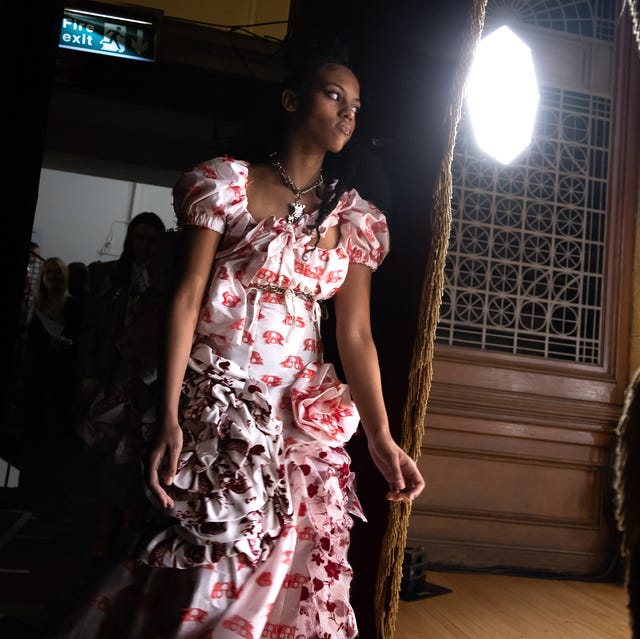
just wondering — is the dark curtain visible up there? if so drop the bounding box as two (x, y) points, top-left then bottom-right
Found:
(287, 2), (477, 636)
(1, 2), (65, 444)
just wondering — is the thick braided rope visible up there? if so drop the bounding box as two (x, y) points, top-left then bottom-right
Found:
(623, 0), (640, 55)
(614, 367), (640, 568)
(616, 0), (640, 594)
(373, 2), (488, 637)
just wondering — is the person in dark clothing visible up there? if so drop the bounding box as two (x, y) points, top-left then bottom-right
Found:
(15, 257), (84, 510)
(75, 212), (174, 559)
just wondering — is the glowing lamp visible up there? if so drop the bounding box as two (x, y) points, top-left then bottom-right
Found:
(466, 25), (540, 165)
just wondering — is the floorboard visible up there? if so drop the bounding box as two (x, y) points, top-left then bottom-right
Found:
(395, 570), (632, 639)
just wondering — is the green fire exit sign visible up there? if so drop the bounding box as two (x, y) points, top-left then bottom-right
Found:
(59, 7), (157, 62)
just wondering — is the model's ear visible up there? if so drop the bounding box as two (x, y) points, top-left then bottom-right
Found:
(281, 88), (298, 112)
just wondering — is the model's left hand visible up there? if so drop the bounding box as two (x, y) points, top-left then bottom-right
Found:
(367, 433), (426, 502)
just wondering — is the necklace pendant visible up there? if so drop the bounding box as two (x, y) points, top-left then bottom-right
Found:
(286, 200), (305, 224)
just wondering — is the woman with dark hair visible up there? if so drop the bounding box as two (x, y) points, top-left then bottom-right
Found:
(55, 57), (424, 639)
(67, 261), (90, 300)
(75, 211), (173, 559)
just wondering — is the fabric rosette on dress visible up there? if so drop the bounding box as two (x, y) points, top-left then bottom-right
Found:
(290, 361), (361, 445)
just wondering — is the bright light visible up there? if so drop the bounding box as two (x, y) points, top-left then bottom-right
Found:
(466, 25), (540, 165)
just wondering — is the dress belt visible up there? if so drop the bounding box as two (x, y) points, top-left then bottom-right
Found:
(250, 283), (316, 304)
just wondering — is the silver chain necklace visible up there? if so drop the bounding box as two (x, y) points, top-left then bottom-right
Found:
(270, 154), (324, 224)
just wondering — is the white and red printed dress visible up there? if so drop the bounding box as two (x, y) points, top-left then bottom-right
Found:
(56, 156), (390, 639)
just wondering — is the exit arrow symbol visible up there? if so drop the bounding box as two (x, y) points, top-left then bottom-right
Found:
(131, 29), (148, 54)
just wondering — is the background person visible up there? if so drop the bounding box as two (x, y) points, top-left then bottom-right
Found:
(75, 212), (173, 559)
(15, 256), (84, 511)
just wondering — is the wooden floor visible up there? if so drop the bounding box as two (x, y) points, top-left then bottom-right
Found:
(395, 570), (632, 639)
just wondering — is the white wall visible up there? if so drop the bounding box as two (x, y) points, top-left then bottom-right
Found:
(32, 169), (175, 265)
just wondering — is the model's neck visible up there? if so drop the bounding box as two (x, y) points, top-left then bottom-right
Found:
(275, 143), (325, 189)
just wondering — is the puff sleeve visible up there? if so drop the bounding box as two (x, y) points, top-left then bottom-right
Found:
(172, 156), (249, 233)
(339, 189), (390, 271)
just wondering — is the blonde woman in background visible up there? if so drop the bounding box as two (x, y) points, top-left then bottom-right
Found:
(15, 256), (84, 512)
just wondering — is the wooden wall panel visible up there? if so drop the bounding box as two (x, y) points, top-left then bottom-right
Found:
(420, 452), (601, 525)
(410, 436), (615, 575)
(408, 400), (617, 575)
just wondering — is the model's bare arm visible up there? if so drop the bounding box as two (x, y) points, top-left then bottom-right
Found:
(147, 227), (222, 508)
(334, 263), (425, 502)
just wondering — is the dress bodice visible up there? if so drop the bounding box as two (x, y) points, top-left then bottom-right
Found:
(172, 156), (390, 342)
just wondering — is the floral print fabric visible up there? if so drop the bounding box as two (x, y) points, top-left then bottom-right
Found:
(56, 156), (390, 639)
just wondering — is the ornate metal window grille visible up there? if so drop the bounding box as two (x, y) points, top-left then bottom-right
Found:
(436, 87), (610, 364)
(485, 0), (616, 41)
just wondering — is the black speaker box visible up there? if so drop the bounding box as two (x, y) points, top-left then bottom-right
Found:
(400, 545), (452, 602)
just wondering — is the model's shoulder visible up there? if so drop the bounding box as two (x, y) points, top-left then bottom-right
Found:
(198, 155), (250, 176)
(338, 188), (386, 220)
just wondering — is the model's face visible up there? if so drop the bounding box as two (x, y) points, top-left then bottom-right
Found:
(289, 63), (361, 153)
